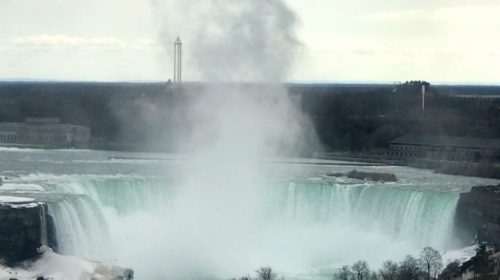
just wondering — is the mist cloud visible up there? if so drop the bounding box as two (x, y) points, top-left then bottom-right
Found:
(152, 0), (300, 82)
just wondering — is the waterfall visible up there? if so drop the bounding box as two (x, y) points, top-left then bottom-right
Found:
(39, 203), (48, 247)
(34, 175), (171, 259)
(283, 180), (459, 249)
(41, 175), (460, 258)
(42, 176), (170, 215)
(47, 195), (111, 259)
(286, 182), (296, 219)
(8, 172), (466, 279)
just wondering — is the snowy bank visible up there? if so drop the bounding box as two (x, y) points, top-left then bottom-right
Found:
(0, 247), (133, 280)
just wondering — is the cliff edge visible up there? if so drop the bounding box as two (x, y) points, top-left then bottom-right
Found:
(0, 195), (133, 280)
(455, 185), (500, 246)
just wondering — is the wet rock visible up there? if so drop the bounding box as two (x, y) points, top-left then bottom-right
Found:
(326, 172), (344, 177)
(455, 185), (500, 246)
(0, 196), (133, 279)
(0, 196), (44, 264)
(346, 170), (398, 182)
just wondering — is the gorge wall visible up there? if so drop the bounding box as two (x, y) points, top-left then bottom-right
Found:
(0, 197), (46, 263)
(455, 184), (500, 246)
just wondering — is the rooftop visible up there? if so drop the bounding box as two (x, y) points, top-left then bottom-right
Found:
(390, 134), (500, 150)
(25, 117), (60, 124)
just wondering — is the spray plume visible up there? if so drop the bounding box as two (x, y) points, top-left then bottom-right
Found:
(109, 1), (321, 278)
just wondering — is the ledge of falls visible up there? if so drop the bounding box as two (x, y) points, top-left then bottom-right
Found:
(0, 196), (45, 263)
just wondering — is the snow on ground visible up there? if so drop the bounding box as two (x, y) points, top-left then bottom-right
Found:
(0, 247), (131, 280)
(442, 244), (478, 267)
(0, 196), (35, 203)
(0, 196), (39, 208)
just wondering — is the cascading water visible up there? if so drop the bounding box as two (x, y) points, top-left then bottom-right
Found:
(42, 176), (170, 215)
(2, 145), (499, 280)
(282, 181), (459, 249)
(6, 168), (478, 279)
(0, 0), (497, 279)
(47, 195), (110, 259)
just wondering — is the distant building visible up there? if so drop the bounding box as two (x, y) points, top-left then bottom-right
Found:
(0, 118), (90, 149)
(387, 134), (500, 161)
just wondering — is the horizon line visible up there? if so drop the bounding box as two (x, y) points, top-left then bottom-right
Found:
(1, 78), (499, 86)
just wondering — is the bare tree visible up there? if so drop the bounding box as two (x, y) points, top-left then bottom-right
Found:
(230, 276), (252, 280)
(399, 255), (421, 280)
(352, 261), (370, 280)
(334, 265), (353, 280)
(419, 247), (443, 280)
(256, 267), (277, 280)
(438, 260), (460, 280)
(379, 260), (399, 280)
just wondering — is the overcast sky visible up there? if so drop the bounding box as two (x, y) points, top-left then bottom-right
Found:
(0, 0), (499, 83)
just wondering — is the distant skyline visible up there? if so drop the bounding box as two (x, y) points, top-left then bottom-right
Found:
(0, 0), (499, 83)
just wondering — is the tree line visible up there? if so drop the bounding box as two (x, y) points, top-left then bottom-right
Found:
(230, 245), (500, 280)
(1, 82), (500, 153)
(333, 247), (442, 280)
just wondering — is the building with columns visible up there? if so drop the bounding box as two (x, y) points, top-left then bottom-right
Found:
(0, 118), (90, 149)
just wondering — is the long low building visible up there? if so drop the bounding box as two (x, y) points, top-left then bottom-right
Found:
(388, 134), (500, 161)
(0, 118), (90, 149)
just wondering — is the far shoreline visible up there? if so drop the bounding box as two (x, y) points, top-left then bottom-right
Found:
(1, 145), (499, 180)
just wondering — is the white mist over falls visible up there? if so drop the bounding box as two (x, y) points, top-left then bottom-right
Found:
(2, 152), (498, 279)
(1, 1), (499, 280)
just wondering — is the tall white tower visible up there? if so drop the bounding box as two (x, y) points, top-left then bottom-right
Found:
(422, 84), (426, 111)
(174, 37), (182, 83)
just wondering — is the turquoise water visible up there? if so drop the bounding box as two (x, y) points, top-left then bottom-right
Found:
(0, 148), (498, 279)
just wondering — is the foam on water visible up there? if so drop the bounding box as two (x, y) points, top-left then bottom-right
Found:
(282, 181), (459, 249)
(48, 196), (111, 259)
(1, 170), (484, 279)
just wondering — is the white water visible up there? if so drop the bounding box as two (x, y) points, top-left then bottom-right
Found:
(2, 160), (497, 280)
(283, 181), (458, 249)
(40, 174), (460, 278)
(0, 1), (495, 279)
(48, 196), (110, 259)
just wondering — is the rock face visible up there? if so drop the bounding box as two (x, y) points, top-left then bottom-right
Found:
(0, 196), (44, 263)
(0, 195), (134, 279)
(0, 196), (134, 280)
(455, 185), (500, 246)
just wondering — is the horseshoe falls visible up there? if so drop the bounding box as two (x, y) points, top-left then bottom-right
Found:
(1, 149), (499, 280)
